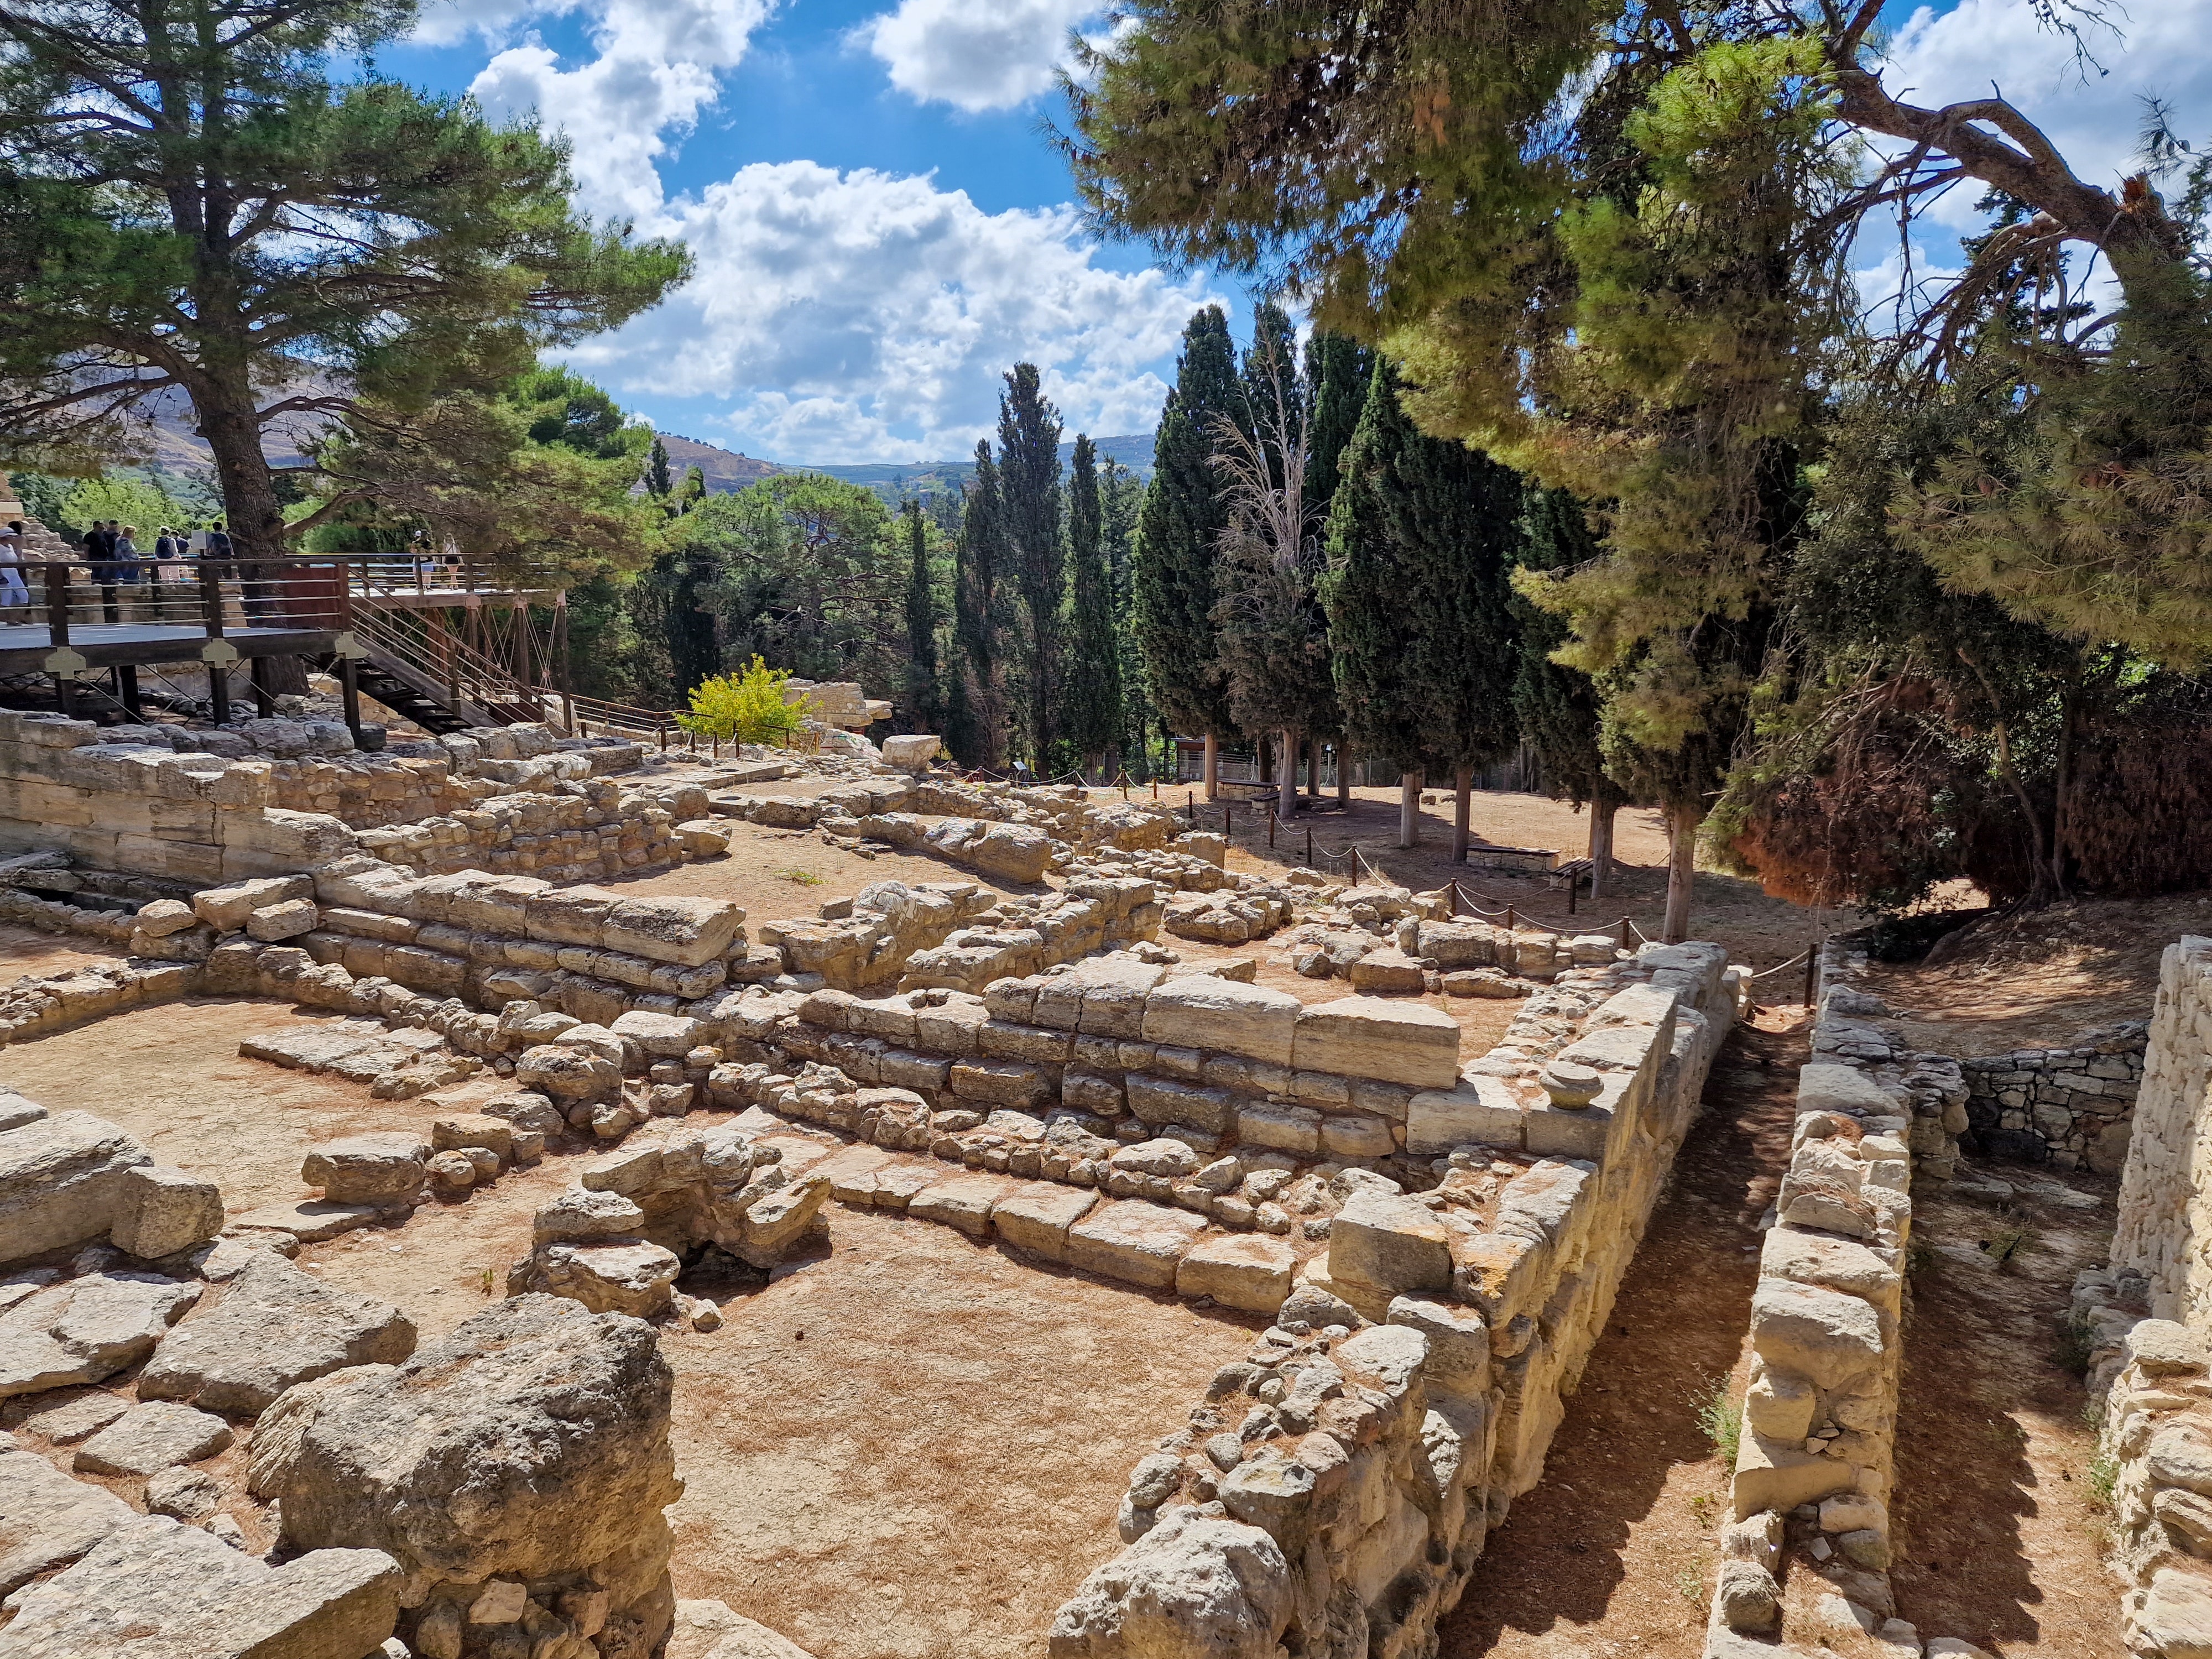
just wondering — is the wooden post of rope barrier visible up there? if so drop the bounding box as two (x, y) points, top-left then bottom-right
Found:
(1187, 791), (1195, 826)
(1303, 825), (1312, 867)
(1267, 803), (1276, 849)
(1225, 802), (1233, 843)
(1504, 905), (1515, 933)
(1618, 918), (1630, 953)
(1567, 872), (1578, 916)
(1803, 942), (1818, 1009)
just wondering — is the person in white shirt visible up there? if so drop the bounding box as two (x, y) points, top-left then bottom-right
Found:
(0, 522), (29, 618)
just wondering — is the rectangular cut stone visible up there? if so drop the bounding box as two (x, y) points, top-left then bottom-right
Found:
(1329, 1190), (1453, 1297)
(1524, 1100), (1615, 1161)
(871, 1164), (936, 1210)
(948, 1060), (1053, 1108)
(1291, 998), (1459, 1088)
(1073, 958), (1171, 1040)
(990, 1184), (1098, 1262)
(1319, 1113), (1396, 1160)
(1407, 1076), (1527, 1155)
(1236, 1102), (1323, 1155)
(1066, 1200), (1208, 1290)
(1176, 1233), (1296, 1314)
(601, 896), (744, 968)
(912, 997), (989, 1056)
(909, 1173), (1016, 1238)
(1125, 1076), (1235, 1136)
(1139, 977), (1300, 1066)
(523, 885), (619, 948)
(978, 1021), (1075, 1065)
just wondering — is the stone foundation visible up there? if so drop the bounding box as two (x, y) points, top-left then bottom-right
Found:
(1961, 1022), (2145, 1172)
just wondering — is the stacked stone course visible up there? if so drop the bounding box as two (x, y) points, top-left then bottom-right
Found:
(1960, 1022), (2145, 1171)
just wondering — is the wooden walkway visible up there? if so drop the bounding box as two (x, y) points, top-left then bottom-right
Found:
(0, 620), (336, 676)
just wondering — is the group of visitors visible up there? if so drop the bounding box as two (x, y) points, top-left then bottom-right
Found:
(0, 518), (234, 623)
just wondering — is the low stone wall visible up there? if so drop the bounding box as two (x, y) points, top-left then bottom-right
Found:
(1961, 1022), (2146, 1172)
(2075, 938), (2212, 1658)
(1044, 942), (1734, 1657)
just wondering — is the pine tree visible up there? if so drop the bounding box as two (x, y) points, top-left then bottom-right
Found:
(1511, 487), (1624, 893)
(902, 501), (943, 734)
(949, 442), (1008, 769)
(1062, 435), (1123, 777)
(998, 364), (1065, 771)
(646, 437), (674, 499)
(1134, 306), (1240, 793)
(1322, 362), (1523, 849)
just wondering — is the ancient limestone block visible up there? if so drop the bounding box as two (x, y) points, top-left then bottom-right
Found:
(1759, 1228), (1900, 1316)
(139, 1253), (415, 1417)
(72, 1399), (233, 1477)
(1386, 1297), (1489, 1393)
(1290, 997), (1459, 1089)
(949, 1059), (1053, 1109)
(1747, 1279), (1885, 1392)
(303, 1133), (430, 1207)
(1318, 1113), (1395, 1160)
(517, 1043), (621, 1104)
(232, 1198), (384, 1243)
(1524, 1096), (1616, 1161)
(1048, 1508), (1290, 1659)
(0, 1439), (138, 1595)
(539, 1241), (681, 1317)
(669, 1597), (822, 1659)
(1329, 1191), (1452, 1299)
(1140, 977), (1300, 1067)
(0, 1515), (402, 1659)
(246, 898), (320, 942)
(1406, 1077), (1524, 1155)
(991, 1183), (1099, 1262)
(1745, 1370), (1814, 1441)
(1066, 1199), (1207, 1290)
(192, 873), (315, 932)
(1176, 1233), (1295, 1314)
(734, 1170), (832, 1267)
(1125, 1075), (1235, 1136)
(109, 1164), (224, 1259)
(133, 898), (199, 938)
(0, 1109), (154, 1266)
(1235, 1102), (1322, 1156)
(909, 1172), (1017, 1239)
(0, 1271), (200, 1398)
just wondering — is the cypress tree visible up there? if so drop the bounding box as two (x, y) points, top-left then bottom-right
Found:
(1322, 362), (1523, 849)
(1062, 435), (1123, 777)
(998, 364), (1065, 772)
(1104, 460), (1155, 777)
(1512, 487), (1625, 894)
(645, 437), (674, 499)
(901, 500), (943, 735)
(949, 442), (1008, 769)
(1134, 306), (1240, 792)
(1302, 328), (1370, 798)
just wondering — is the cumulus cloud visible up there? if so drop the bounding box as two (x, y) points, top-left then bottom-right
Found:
(1881, 0), (2212, 231)
(857, 0), (1100, 113)
(559, 162), (1223, 460)
(435, 0), (771, 218)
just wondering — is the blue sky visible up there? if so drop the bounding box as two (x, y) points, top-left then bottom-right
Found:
(384, 0), (2212, 465)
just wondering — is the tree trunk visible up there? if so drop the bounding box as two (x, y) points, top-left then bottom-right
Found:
(1337, 746), (1350, 808)
(1203, 732), (1219, 801)
(1662, 801), (1699, 945)
(1398, 771), (1421, 850)
(1587, 790), (1618, 900)
(1278, 727), (1299, 820)
(1306, 739), (1319, 801)
(196, 364), (309, 696)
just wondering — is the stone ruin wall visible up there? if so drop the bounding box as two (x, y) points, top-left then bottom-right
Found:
(1961, 1023), (2146, 1173)
(1702, 938), (1973, 1657)
(2074, 936), (2212, 1659)
(0, 725), (1777, 1658)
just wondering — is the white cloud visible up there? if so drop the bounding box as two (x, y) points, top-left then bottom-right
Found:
(435, 0), (771, 218)
(857, 0), (1099, 113)
(559, 161), (1224, 460)
(1881, 0), (2212, 230)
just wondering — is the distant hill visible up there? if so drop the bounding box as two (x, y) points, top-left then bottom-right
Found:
(128, 388), (1155, 508)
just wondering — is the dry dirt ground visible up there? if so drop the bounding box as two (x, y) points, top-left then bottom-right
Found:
(662, 1208), (1261, 1659)
(1888, 1167), (2122, 1657)
(1437, 1008), (1805, 1659)
(0, 920), (123, 979)
(1865, 893), (2212, 1054)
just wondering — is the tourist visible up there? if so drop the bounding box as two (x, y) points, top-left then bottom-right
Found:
(85, 520), (124, 622)
(151, 525), (182, 619)
(0, 521), (27, 619)
(112, 525), (143, 622)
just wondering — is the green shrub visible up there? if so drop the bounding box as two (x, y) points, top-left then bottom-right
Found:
(1697, 1378), (1743, 1467)
(675, 655), (817, 746)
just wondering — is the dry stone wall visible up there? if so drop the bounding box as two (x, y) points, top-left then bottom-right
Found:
(1961, 1022), (2145, 1172)
(1040, 942), (1734, 1658)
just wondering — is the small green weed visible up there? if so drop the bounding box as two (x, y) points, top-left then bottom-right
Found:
(1980, 1220), (2038, 1269)
(1688, 1491), (1720, 1528)
(2088, 1449), (2120, 1513)
(774, 867), (825, 886)
(1674, 1564), (1705, 1606)
(1904, 1237), (1937, 1276)
(1696, 1378), (1743, 1467)
(2053, 1313), (2099, 1375)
